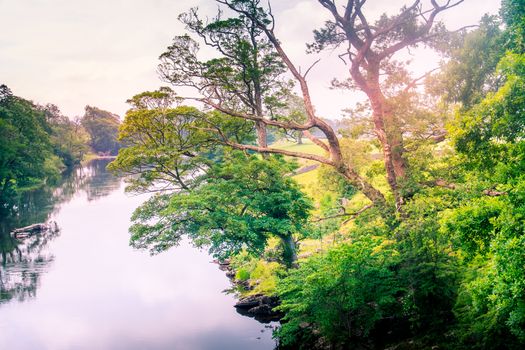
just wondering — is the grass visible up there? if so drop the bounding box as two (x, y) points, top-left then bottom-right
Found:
(271, 139), (328, 167)
(293, 167), (320, 198)
(272, 139), (328, 156)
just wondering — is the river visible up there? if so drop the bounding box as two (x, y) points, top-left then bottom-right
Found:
(0, 159), (277, 350)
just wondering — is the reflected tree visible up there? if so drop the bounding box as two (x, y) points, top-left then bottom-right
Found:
(0, 159), (120, 304)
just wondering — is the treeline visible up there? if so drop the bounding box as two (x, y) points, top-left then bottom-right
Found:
(0, 85), (121, 198)
(106, 0), (525, 349)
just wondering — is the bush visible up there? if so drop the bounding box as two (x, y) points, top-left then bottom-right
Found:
(235, 268), (251, 281)
(275, 236), (402, 348)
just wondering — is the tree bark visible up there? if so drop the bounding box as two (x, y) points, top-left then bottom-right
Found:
(280, 234), (298, 268)
(255, 120), (268, 148)
(351, 63), (407, 210)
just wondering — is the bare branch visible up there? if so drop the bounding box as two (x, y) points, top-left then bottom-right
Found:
(303, 130), (330, 152)
(224, 141), (335, 165)
(303, 59), (321, 79)
(312, 204), (372, 222)
(403, 67), (440, 93)
(199, 97), (315, 130)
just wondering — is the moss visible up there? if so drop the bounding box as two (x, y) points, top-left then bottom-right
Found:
(235, 268), (251, 281)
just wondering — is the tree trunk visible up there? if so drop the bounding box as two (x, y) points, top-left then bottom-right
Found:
(341, 166), (387, 208)
(280, 234), (298, 268)
(296, 132), (303, 145)
(370, 97), (407, 210)
(255, 120), (268, 159)
(353, 64), (408, 210)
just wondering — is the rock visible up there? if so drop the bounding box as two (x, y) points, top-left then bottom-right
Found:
(235, 295), (261, 309)
(234, 294), (282, 323)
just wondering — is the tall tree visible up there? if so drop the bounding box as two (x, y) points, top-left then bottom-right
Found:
(306, 0), (468, 209)
(159, 7), (288, 149)
(81, 106), (121, 155)
(110, 88), (311, 265)
(159, 0), (386, 210)
(0, 85), (59, 195)
(160, 0), (469, 212)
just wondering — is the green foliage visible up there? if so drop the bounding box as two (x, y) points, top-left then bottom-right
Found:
(128, 151), (312, 264)
(453, 213), (525, 348)
(109, 88), (255, 193)
(441, 197), (504, 259)
(501, 0), (525, 52)
(431, 16), (505, 108)
(276, 236), (402, 348)
(439, 13), (525, 343)
(249, 261), (284, 295)
(451, 53), (525, 172)
(235, 268), (251, 282)
(395, 191), (461, 332)
(81, 105), (121, 155)
(40, 104), (90, 167)
(0, 86), (60, 194)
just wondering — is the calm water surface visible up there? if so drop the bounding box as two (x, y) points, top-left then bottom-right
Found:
(0, 159), (277, 350)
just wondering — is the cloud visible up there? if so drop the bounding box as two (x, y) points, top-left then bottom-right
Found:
(0, 0), (502, 119)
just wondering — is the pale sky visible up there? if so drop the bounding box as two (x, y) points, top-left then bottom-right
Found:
(0, 0), (501, 120)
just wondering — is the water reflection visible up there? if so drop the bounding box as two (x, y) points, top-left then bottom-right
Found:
(0, 159), (119, 304)
(0, 225), (59, 303)
(0, 159), (276, 350)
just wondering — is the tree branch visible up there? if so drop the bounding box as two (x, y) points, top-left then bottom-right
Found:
(312, 204), (372, 222)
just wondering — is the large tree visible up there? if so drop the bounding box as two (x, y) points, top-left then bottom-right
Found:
(128, 152), (312, 266)
(110, 88), (311, 265)
(159, 0), (469, 212)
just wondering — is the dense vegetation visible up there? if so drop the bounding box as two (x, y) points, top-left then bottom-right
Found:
(0, 85), (120, 204)
(105, 0), (525, 348)
(81, 105), (121, 156)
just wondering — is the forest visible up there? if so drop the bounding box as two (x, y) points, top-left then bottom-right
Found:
(0, 88), (121, 202)
(107, 0), (525, 348)
(1, 0), (524, 349)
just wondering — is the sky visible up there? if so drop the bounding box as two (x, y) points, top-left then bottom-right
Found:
(0, 0), (502, 120)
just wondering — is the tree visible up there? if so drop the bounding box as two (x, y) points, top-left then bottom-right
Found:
(40, 104), (90, 167)
(110, 88), (311, 265)
(159, 6), (288, 149)
(159, 0), (470, 212)
(0, 85), (60, 196)
(81, 105), (121, 155)
(108, 87), (255, 193)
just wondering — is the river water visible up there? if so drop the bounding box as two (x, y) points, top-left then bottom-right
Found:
(0, 159), (277, 350)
